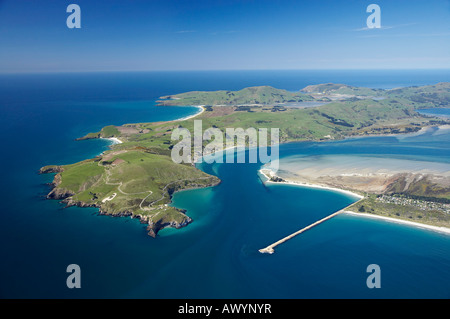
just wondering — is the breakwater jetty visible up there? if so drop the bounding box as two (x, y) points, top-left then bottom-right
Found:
(259, 201), (361, 254)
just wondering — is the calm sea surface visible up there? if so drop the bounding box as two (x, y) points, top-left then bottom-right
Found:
(0, 70), (449, 298)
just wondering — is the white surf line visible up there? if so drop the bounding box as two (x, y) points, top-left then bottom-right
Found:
(343, 211), (450, 235)
(102, 137), (123, 144)
(109, 137), (123, 144)
(259, 169), (364, 200)
(173, 105), (205, 122)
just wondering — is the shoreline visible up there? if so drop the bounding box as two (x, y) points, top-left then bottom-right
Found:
(96, 137), (123, 157)
(335, 123), (448, 141)
(343, 211), (450, 235)
(259, 168), (364, 200)
(104, 137), (123, 144)
(174, 105), (205, 122)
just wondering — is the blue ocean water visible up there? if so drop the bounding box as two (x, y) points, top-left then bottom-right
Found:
(0, 70), (449, 298)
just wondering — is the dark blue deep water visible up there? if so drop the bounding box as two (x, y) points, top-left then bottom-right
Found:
(0, 70), (449, 298)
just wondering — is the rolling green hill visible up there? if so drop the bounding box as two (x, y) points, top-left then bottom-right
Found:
(158, 85), (314, 106)
(41, 149), (219, 237)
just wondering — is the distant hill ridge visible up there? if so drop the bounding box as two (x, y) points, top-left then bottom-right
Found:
(159, 82), (450, 107)
(158, 85), (315, 106)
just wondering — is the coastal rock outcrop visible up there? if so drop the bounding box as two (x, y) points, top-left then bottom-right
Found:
(39, 165), (64, 174)
(146, 215), (193, 238)
(98, 209), (133, 218)
(63, 198), (99, 209)
(47, 187), (74, 200)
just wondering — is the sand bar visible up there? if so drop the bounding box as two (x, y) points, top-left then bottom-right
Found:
(343, 211), (450, 235)
(259, 169), (364, 200)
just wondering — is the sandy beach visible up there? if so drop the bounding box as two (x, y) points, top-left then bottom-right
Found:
(343, 211), (450, 235)
(105, 137), (123, 144)
(259, 168), (364, 199)
(174, 105), (205, 121)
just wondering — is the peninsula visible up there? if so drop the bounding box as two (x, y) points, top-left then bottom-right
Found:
(41, 82), (450, 236)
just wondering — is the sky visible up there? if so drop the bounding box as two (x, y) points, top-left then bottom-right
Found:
(0, 0), (449, 72)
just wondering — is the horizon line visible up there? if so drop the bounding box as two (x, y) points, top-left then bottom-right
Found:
(1, 68), (450, 75)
